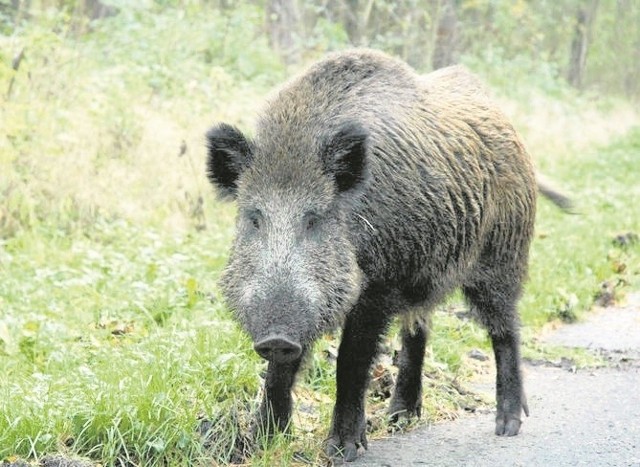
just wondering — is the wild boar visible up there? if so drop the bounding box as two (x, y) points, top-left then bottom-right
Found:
(206, 49), (563, 461)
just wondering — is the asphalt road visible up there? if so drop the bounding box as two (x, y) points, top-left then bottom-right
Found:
(352, 293), (640, 467)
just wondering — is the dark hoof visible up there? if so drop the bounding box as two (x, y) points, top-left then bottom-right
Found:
(495, 397), (528, 436)
(495, 416), (522, 436)
(325, 436), (367, 462)
(388, 399), (422, 425)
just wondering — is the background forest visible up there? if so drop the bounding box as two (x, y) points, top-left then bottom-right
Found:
(1, 1), (639, 466)
(4, 0), (640, 96)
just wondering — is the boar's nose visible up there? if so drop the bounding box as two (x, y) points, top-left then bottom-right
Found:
(254, 335), (302, 363)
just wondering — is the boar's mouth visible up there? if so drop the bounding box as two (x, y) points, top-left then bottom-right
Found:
(253, 334), (303, 363)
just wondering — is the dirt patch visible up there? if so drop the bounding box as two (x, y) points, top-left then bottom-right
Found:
(543, 292), (640, 365)
(1, 456), (92, 467)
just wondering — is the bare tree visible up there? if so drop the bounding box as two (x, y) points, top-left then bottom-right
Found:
(1, 0), (32, 24)
(267, 0), (300, 64)
(615, 0), (640, 97)
(83, 0), (118, 20)
(432, 0), (458, 70)
(567, 0), (599, 88)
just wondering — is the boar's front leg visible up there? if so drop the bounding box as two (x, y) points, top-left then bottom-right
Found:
(325, 290), (393, 462)
(253, 351), (305, 438)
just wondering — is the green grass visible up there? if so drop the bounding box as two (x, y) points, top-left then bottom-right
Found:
(523, 127), (640, 327)
(0, 221), (261, 465)
(1, 5), (639, 467)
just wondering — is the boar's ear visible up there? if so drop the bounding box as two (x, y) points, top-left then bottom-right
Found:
(206, 123), (253, 199)
(321, 122), (369, 194)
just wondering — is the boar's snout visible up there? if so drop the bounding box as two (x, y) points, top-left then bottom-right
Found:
(254, 335), (302, 363)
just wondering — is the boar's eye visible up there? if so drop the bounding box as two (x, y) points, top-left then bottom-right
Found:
(246, 209), (263, 230)
(304, 212), (320, 232)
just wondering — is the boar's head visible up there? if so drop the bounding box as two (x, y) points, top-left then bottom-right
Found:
(206, 121), (368, 362)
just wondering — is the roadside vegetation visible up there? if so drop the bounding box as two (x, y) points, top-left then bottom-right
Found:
(1, 1), (639, 466)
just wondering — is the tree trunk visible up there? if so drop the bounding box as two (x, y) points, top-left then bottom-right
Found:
(432, 0), (458, 70)
(342, 0), (360, 45)
(2, 0), (32, 24)
(83, 0), (118, 20)
(567, 0), (599, 88)
(266, 0), (300, 64)
(616, 0), (640, 97)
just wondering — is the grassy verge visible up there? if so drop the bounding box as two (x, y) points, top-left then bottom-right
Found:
(524, 126), (640, 327)
(1, 7), (639, 467)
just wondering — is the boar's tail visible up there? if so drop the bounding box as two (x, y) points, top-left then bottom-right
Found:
(536, 172), (574, 213)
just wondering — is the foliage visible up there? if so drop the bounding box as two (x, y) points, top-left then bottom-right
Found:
(587, 0), (640, 97)
(295, 0), (640, 97)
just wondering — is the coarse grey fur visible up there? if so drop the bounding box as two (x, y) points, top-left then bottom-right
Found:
(206, 49), (553, 462)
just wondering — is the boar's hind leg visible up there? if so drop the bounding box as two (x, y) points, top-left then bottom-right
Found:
(252, 351), (305, 439)
(326, 290), (393, 462)
(388, 319), (428, 422)
(463, 280), (529, 437)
